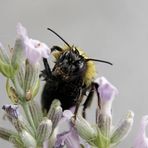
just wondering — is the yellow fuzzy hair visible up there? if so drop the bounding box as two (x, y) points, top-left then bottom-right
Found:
(52, 46), (96, 87)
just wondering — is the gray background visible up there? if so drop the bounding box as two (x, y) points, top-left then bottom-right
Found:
(0, 0), (148, 147)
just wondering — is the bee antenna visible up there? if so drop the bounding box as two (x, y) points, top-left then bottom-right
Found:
(47, 28), (71, 48)
(86, 58), (113, 65)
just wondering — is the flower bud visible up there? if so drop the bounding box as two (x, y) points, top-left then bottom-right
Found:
(52, 107), (62, 130)
(71, 113), (97, 142)
(24, 60), (40, 101)
(19, 130), (36, 147)
(110, 111), (134, 145)
(133, 115), (148, 148)
(28, 101), (43, 128)
(11, 39), (24, 70)
(32, 79), (40, 98)
(46, 128), (58, 148)
(36, 117), (52, 144)
(47, 99), (62, 129)
(0, 127), (17, 141)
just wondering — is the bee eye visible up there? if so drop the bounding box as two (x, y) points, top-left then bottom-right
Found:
(79, 62), (84, 69)
(75, 60), (84, 69)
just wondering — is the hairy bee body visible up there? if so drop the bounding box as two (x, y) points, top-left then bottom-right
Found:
(42, 72), (83, 111)
(41, 46), (96, 114)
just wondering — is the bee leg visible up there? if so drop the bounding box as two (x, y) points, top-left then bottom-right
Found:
(42, 58), (52, 77)
(94, 83), (101, 109)
(40, 58), (54, 81)
(82, 83), (95, 118)
(40, 46), (62, 79)
(93, 83), (101, 122)
(43, 46), (62, 76)
(74, 89), (83, 120)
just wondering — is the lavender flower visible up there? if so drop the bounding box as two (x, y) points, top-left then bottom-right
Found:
(2, 104), (19, 119)
(110, 111), (134, 146)
(133, 115), (148, 148)
(55, 107), (92, 148)
(95, 76), (118, 116)
(95, 77), (118, 139)
(16, 23), (50, 65)
(2, 104), (32, 133)
(62, 110), (96, 147)
(55, 126), (81, 148)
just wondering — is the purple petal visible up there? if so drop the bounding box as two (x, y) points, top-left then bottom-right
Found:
(2, 104), (19, 119)
(25, 39), (50, 64)
(133, 115), (148, 148)
(55, 127), (81, 148)
(16, 23), (51, 64)
(95, 76), (118, 102)
(16, 23), (28, 41)
(56, 109), (81, 148)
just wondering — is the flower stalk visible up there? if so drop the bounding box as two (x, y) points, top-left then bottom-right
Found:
(21, 102), (36, 134)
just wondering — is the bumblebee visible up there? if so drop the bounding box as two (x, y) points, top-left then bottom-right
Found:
(41, 28), (112, 117)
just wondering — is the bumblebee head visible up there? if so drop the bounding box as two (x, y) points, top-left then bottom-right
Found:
(52, 46), (87, 81)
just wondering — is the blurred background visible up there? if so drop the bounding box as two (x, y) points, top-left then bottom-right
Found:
(0, 0), (148, 147)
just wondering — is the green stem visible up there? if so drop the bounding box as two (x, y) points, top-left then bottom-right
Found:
(22, 102), (36, 135)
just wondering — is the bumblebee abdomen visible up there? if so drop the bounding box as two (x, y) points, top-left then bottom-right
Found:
(41, 77), (83, 112)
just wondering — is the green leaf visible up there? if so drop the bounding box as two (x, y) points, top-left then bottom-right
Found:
(0, 59), (16, 78)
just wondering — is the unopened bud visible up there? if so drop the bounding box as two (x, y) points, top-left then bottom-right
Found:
(47, 99), (62, 129)
(71, 114), (97, 141)
(36, 117), (52, 144)
(24, 60), (40, 100)
(28, 101), (43, 128)
(19, 130), (36, 147)
(11, 39), (24, 70)
(110, 111), (134, 145)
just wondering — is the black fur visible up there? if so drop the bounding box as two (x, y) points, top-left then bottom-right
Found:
(41, 46), (88, 113)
